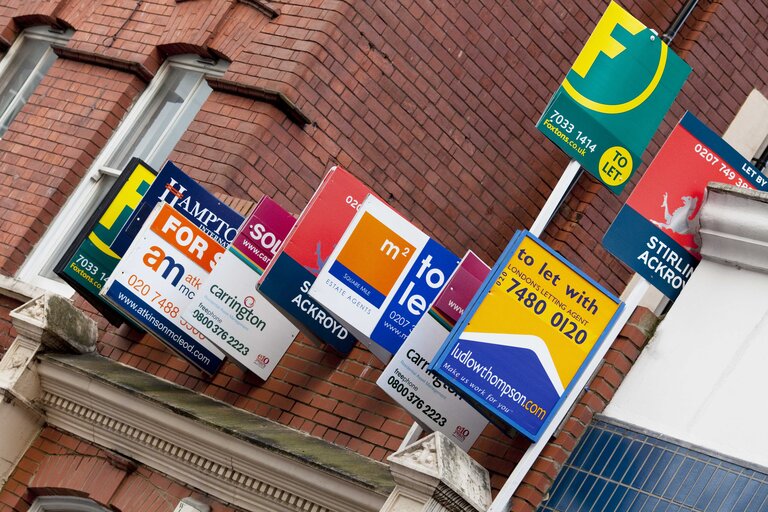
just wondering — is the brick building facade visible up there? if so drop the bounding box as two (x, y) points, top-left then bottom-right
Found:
(0, 1), (766, 511)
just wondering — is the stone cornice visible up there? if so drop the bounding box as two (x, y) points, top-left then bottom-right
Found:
(36, 354), (392, 512)
(386, 432), (491, 511)
(695, 183), (768, 273)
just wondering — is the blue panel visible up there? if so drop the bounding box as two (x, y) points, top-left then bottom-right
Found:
(631, 493), (649, 511)
(747, 481), (768, 511)
(706, 471), (737, 512)
(558, 469), (587, 512)
(651, 453), (683, 497)
(582, 479), (609, 511)
(640, 449), (674, 492)
(536, 420), (768, 512)
(566, 473), (597, 512)
(620, 443), (653, 486)
(629, 445), (660, 489)
(682, 464), (716, 508)
(592, 481), (618, 510)
(609, 439), (642, 482)
(548, 468), (579, 510)
(572, 428), (604, 468)
(640, 496), (659, 511)
(590, 433), (621, 474)
(675, 458), (706, 505)
(731, 478), (764, 511)
(599, 485), (628, 512)
(662, 456), (693, 500)
(718, 475), (747, 512)
(615, 489), (639, 512)
(696, 470), (724, 511)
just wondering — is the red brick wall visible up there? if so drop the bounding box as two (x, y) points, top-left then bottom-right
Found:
(0, 58), (144, 275)
(0, 0), (765, 508)
(0, 426), (243, 512)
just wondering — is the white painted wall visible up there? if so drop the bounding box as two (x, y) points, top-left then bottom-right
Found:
(604, 257), (768, 467)
(605, 93), (768, 469)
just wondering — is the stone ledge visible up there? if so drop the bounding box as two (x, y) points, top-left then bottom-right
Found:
(11, 295), (96, 354)
(37, 353), (392, 512)
(0, 275), (45, 303)
(695, 182), (768, 273)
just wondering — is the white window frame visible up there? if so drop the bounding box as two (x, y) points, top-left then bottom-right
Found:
(0, 26), (72, 138)
(16, 55), (227, 296)
(29, 496), (109, 512)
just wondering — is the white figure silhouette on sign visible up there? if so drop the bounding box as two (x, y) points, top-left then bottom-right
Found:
(651, 192), (698, 235)
(650, 192), (700, 253)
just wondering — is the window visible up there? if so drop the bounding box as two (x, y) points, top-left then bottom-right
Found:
(0, 26), (72, 137)
(16, 56), (227, 295)
(29, 496), (109, 512)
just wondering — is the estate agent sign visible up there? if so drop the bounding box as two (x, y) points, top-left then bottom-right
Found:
(603, 112), (768, 299)
(111, 161), (242, 257)
(431, 231), (623, 441)
(103, 203), (229, 374)
(259, 166), (371, 354)
(182, 196), (298, 379)
(377, 252), (490, 451)
(55, 158), (156, 325)
(536, 1), (690, 193)
(310, 195), (459, 361)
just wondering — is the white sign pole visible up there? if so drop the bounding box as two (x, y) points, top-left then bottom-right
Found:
(486, 277), (649, 512)
(529, 159), (582, 237)
(487, 158), (649, 511)
(397, 158), (582, 451)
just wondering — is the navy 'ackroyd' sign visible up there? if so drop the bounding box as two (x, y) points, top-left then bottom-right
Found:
(259, 166), (370, 354)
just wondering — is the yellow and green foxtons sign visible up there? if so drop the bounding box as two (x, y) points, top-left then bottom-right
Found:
(537, 1), (691, 194)
(55, 158), (156, 325)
